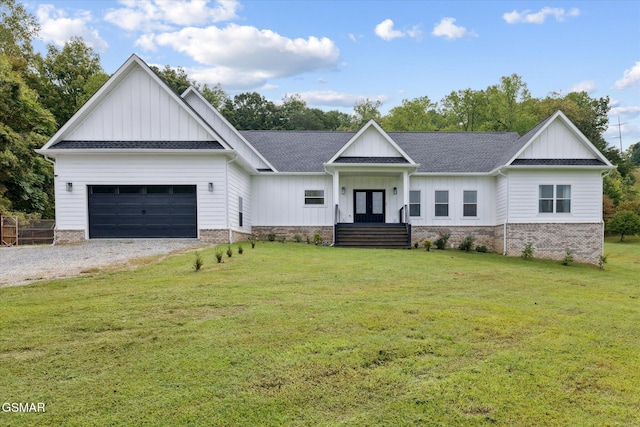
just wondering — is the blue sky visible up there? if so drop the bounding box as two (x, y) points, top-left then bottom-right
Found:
(26, 0), (640, 150)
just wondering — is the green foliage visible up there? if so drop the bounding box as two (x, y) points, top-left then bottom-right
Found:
(267, 233), (276, 242)
(458, 235), (476, 252)
(608, 210), (640, 241)
(521, 243), (534, 260)
(278, 236), (286, 244)
(215, 249), (223, 263)
(293, 233), (302, 243)
(313, 233), (322, 245)
(226, 246), (233, 257)
(193, 251), (203, 271)
(249, 237), (256, 248)
(381, 96), (441, 131)
(150, 64), (193, 95)
(629, 142), (640, 166)
(562, 249), (574, 266)
(476, 245), (488, 253)
(423, 240), (432, 251)
(238, 245), (243, 255)
(434, 233), (450, 250)
(598, 253), (608, 270)
(352, 98), (382, 128)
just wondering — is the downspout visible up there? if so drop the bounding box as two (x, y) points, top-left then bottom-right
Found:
(226, 154), (238, 243)
(324, 166), (337, 245)
(44, 156), (56, 246)
(498, 169), (509, 256)
(601, 170), (613, 256)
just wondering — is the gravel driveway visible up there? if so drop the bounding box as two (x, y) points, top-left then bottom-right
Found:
(0, 239), (207, 288)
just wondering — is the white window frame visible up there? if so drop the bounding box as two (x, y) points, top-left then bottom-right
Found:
(409, 190), (421, 217)
(304, 189), (325, 206)
(463, 190), (477, 217)
(539, 185), (571, 214)
(434, 190), (449, 217)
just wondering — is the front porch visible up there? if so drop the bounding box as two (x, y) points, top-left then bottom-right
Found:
(334, 222), (411, 249)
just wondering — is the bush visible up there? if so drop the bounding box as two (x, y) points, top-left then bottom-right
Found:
(215, 250), (223, 263)
(293, 234), (302, 243)
(226, 246), (233, 257)
(278, 236), (286, 243)
(598, 253), (608, 270)
(562, 249), (574, 266)
(313, 234), (322, 245)
(249, 238), (256, 248)
(434, 233), (450, 250)
(423, 240), (432, 251)
(476, 245), (488, 253)
(193, 251), (203, 271)
(238, 245), (243, 255)
(521, 243), (534, 260)
(414, 241), (420, 249)
(458, 235), (476, 252)
(608, 210), (640, 241)
(267, 233), (276, 242)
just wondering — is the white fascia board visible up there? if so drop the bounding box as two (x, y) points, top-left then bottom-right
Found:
(413, 172), (491, 177)
(256, 172), (329, 176)
(36, 148), (237, 156)
(500, 164), (616, 172)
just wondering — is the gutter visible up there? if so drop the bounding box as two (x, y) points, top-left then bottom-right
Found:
(226, 154), (238, 243)
(497, 169), (509, 256)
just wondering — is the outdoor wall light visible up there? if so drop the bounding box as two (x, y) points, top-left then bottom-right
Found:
(393, 187), (397, 195)
(341, 186), (346, 195)
(66, 182), (73, 192)
(208, 182), (214, 192)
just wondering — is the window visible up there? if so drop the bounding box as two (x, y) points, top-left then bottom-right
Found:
(238, 196), (243, 227)
(305, 190), (324, 205)
(539, 185), (571, 213)
(463, 190), (477, 217)
(409, 190), (421, 216)
(435, 190), (449, 217)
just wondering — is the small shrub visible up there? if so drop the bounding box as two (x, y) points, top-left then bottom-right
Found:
(293, 234), (302, 243)
(267, 233), (276, 242)
(562, 249), (574, 266)
(215, 250), (223, 263)
(193, 251), (203, 271)
(423, 240), (432, 251)
(414, 241), (420, 249)
(278, 236), (286, 243)
(249, 237), (256, 248)
(458, 235), (476, 252)
(306, 235), (311, 244)
(313, 233), (322, 245)
(434, 233), (450, 250)
(238, 245), (243, 255)
(226, 246), (233, 257)
(476, 245), (488, 253)
(521, 243), (534, 260)
(598, 253), (608, 270)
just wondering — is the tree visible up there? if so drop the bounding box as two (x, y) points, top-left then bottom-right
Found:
(150, 64), (193, 95)
(352, 98), (382, 128)
(440, 88), (488, 131)
(0, 0), (39, 78)
(222, 92), (279, 130)
(37, 37), (106, 126)
(381, 96), (441, 131)
(200, 83), (229, 110)
(608, 210), (640, 241)
(483, 74), (537, 134)
(629, 142), (640, 166)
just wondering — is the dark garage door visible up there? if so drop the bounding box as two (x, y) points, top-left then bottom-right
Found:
(88, 185), (197, 238)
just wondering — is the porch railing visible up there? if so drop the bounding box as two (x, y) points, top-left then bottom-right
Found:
(334, 204), (339, 244)
(399, 204), (411, 246)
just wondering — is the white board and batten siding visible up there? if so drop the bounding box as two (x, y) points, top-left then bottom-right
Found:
(252, 175), (334, 226)
(66, 69), (213, 142)
(507, 170), (603, 223)
(518, 120), (594, 159)
(54, 154), (227, 235)
(182, 92), (270, 170)
(338, 175), (405, 223)
(408, 176), (497, 226)
(343, 127), (403, 158)
(227, 162), (252, 232)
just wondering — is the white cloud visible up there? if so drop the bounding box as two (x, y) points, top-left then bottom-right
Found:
(503, 7), (580, 24)
(297, 90), (389, 108)
(104, 0), (239, 32)
(375, 19), (405, 41)
(610, 105), (640, 119)
(134, 34), (157, 51)
(432, 17), (475, 40)
(36, 4), (109, 51)
(570, 80), (596, 93)
(614, 62), (640, 89)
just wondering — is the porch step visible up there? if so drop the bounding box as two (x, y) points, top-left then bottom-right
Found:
(335, 223), (411, 249)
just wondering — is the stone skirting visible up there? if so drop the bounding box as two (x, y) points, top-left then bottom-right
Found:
(411, 225), (497, 252)
(251, 226), (334, 244)
(505, 223), (603, 264)
(199, 229), (230, 244)
(54, 230), (85, 244)
(231, 230), (252, 244)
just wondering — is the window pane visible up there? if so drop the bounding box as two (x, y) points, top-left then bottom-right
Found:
(539, 200), (553, 213)
(409, 204), (420, 217)
(119, 186), (143, 194)
(372, 192), (383, 214)
(463, 204), (477, 217)
(305, 198), (324, 205)
(305, 190), (324, 197)
(238, 196), (243, 212)
(435, 204), (448, 217)
(173, 186), (196, 194)
(92, 186), (117, 194)
(556, 199), (571, 213)
(556, 185), (571, 199)
(435, 191), (448, 203)
(410, 190), (420, 204)
(463, 190), (477, 204)
(539, 185), (553, 199)
(356, 192), (366, 214)
(147, 186), (170, 194)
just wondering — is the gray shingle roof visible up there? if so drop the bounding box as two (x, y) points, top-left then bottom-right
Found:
(51, 140), (224, 149)
(510, 159), (606, 166)
(334, 156), (409, 164)
(241, 130), (527, 173)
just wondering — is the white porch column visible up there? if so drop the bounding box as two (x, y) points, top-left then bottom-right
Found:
(403, 170), (410, 222)
(333, 170), (340, 223)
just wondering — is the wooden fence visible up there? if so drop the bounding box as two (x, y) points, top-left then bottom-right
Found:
(1, 216), (55, 246)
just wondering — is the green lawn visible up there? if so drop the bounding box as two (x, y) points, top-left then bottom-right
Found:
(1, 239), (639, 426)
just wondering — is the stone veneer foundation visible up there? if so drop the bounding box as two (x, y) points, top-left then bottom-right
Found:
(251, 226), (334, 244)
(54, 230), (85, 244)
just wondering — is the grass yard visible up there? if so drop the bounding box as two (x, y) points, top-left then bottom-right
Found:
(1, 238), (639, 426)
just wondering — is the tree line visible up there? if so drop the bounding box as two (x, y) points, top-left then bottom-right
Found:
(1, 0), (638, 222)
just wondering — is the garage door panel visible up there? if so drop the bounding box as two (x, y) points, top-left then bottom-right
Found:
(89, 185), (197, 238)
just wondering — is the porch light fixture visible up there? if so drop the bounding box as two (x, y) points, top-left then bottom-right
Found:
(208, 182), (214, 192)
(393, 187), (397, 195)
(66, 182), (73, 192)
(341, 186), (346, 195)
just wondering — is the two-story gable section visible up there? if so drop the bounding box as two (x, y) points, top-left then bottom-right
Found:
(38, 54), (614, 264)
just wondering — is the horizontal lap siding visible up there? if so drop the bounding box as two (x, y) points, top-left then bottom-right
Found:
(54, 154), (227, 232)
(408, 176), (496, 226)
(508, 170), (603, 223)
(252, 175), (333, 226)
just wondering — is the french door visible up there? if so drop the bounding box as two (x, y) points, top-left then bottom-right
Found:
(354, 190), (385, 223)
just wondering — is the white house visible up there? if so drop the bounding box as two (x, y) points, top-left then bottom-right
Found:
(37, 54), (614, 264)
